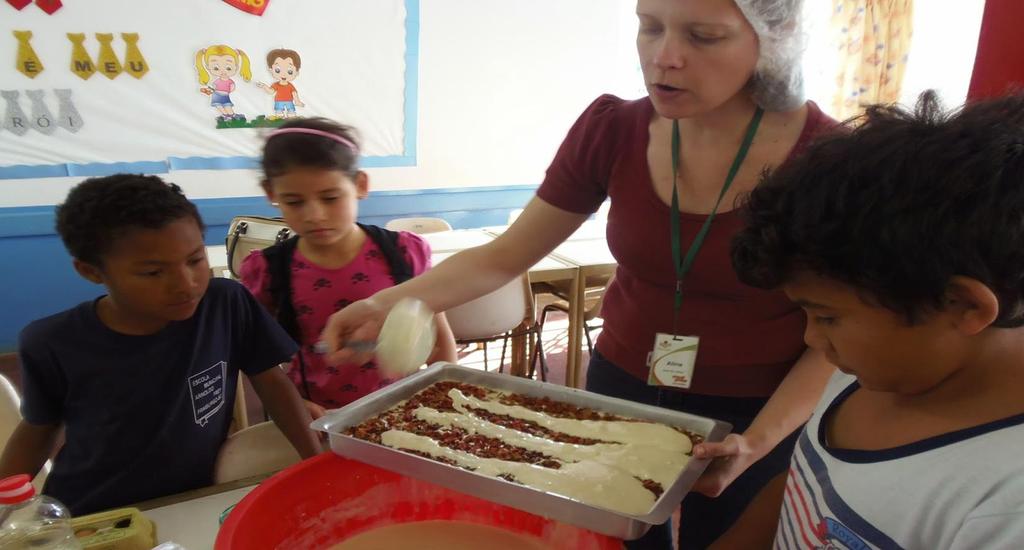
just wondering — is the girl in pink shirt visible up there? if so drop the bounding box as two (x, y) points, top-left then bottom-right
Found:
(240, 118), (457, 416)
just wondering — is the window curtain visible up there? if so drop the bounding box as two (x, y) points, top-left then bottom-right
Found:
(831, 0), (914, 119)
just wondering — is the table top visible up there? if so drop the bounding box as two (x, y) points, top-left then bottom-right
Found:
(420, 229), (495, 252)
(431, 250), (577, 283)
(138, 477), (263, 549)
(484, 219), (607, 242)
(550, 239), (616, 271)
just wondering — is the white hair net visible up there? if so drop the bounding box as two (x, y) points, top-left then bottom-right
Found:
(734, 0), (806, 111)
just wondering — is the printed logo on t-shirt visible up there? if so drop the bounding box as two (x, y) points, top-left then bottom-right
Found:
(188, 361), (227, 427)
(819, 518), (870, 550)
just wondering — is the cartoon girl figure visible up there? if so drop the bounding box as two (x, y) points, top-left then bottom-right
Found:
(195, 45), (252, 123)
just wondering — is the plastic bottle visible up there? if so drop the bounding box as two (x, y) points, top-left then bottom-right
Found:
(0, 474), (81, 549)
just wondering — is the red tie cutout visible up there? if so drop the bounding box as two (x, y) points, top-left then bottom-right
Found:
(34, 0), (62, 14)
(6, 0), (33, 9)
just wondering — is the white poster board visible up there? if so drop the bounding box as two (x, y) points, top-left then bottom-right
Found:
(0, 0), (417, 179)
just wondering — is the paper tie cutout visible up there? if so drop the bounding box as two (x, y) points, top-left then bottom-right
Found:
(1, 91), (30, 135)
(14, 30), (44, 78)
(54, 89), (83, 133)
(34, 0), (61, 14)
(6, 0), (32, 10)
(222, 0), (268, 16)
(67, 33), (95, 80)
(26, 89), (56, 134)
(1, 89), (84, 135)
(95, 33), (122, 79)
(121, 33), (148, 78)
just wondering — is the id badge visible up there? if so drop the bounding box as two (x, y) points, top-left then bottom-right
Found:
(647, 333), (698, 389)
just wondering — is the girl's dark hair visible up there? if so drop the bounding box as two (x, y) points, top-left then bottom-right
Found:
(261, 117), (360, 184)
(56, 174), (205, 266)
(732, 91), (1024, 327)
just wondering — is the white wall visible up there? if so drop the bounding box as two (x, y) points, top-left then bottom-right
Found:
(0, 0), (989, 209)
(0, 0), (642, 207)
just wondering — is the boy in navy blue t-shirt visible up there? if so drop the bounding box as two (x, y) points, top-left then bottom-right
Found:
(0, 175), (321, 515)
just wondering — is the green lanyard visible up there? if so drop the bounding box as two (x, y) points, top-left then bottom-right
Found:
(670, 107), (764, 326)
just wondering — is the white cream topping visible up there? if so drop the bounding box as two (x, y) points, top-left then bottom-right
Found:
(449, 389), (693, 454)
(381, 430), (657, 515)
(372, 388), (696, 515)
(414, 406), (687, 488)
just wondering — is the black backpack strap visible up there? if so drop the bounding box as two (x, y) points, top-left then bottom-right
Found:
(262, 235), (302, 342)
(358, 223), (414, 284)
(262, 235), (315, 399)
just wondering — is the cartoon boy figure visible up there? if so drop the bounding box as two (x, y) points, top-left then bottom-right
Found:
(256, 49), (304, 119)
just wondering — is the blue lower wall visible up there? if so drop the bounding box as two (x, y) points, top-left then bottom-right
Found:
(0, 184), (537, 351)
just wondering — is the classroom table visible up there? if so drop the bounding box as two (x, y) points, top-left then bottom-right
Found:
(547, 237), (616, 389)
(428, 234), (579, 379)
(136, 475), (267, 549)
(483, 220), (616, 388)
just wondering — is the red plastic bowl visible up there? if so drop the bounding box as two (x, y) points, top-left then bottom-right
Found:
(215, 453), (623, 549)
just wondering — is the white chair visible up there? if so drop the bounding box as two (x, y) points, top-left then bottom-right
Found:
(384, 217), (452, 234)
(0, 374), (50, 490)
(506, 208), (524, 224)
(229, 376), (249, 435)
(445, 274), (546, 375)
(213, 421), (302, 484)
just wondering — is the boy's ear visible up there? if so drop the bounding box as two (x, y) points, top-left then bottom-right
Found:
(73, 259), (104, 285)
(354, 171), (369, 200)
(944, 276), (999, 335)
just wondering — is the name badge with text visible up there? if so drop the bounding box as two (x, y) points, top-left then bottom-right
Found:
(647, 333), (698, 389)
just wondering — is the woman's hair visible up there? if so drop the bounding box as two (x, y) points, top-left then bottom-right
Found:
(732, 91), (1024, 327)
(261, 117), (361, 185)
(734, 0), (806, 111)
(56, 174), (204, 266)
(194, 45), (252, 85)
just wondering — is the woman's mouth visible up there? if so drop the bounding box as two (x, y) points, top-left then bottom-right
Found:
(651, 83), (688, 100)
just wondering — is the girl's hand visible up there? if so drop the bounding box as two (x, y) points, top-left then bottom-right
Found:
(690, 433), (764, 497)
(303, 399), (329, 442)
(303, 399), (327, 421)
(320, 297), (388, 366)
(295, 99), (305, 107)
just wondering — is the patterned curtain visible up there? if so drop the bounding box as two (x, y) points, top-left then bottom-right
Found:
(831, 0), (915, 120)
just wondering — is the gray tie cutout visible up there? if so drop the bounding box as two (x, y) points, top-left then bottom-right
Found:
(55, 89), (84, 133)
(26, 90), (57, 135)
(1, 90), (30, 136)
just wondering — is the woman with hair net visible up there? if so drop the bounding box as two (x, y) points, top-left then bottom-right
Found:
(322, 0), (837, 547)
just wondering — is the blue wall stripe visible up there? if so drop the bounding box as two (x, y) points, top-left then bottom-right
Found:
(0, 184), (537, 350)
(66, 160), (169, 177)
(168, 156), (261, 171)
(403, 0), (420, 161)
(0, 0), (420, 180)
(0, 164), (69, 179)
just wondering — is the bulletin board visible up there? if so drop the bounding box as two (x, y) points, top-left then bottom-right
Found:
(0, 0), (419, 179)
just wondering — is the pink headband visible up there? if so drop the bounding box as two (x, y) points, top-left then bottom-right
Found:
(266, 127), (359, 153)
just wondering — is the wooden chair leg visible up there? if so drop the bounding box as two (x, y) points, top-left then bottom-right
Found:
(499, 332), (510, 373)
(530, 306), (553, 379)
(536, 327), (548, 382)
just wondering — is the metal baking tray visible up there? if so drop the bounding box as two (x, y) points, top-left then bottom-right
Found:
(311, 363), (732, 540)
